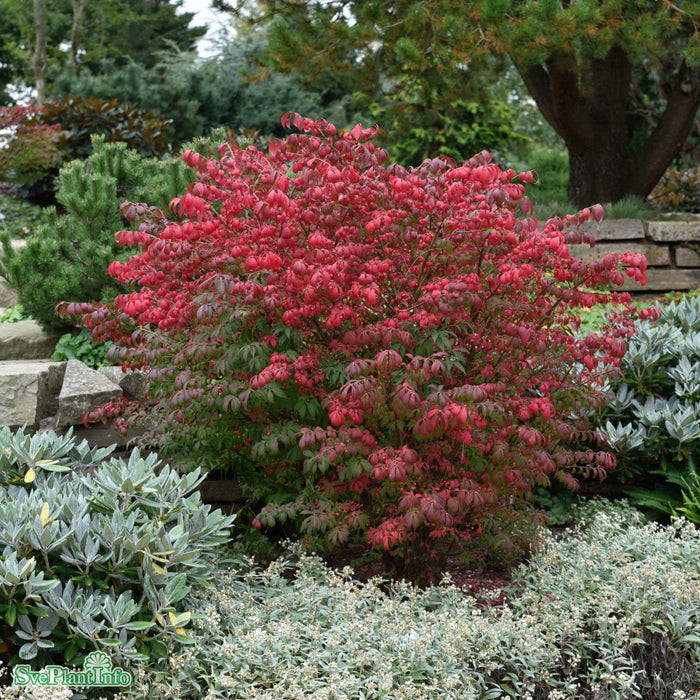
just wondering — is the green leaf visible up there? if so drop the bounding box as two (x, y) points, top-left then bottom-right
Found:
(123, 620), (156, 631)
(5, 604), (16, 627)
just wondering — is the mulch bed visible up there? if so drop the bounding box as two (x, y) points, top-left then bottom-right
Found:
(321, 542), (514, 607)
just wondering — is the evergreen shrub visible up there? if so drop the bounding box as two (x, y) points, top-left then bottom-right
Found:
(0, 136), (196, 332)
(596, 294), (700, 521)
(64, 113), (653, 582)
(0, 427), (236, 671)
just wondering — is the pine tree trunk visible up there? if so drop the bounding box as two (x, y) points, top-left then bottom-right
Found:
(517, 46), (700, 208)
(567, 139), (630, 206)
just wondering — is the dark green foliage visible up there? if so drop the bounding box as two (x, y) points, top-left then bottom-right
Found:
(48, 32), (363, 147)
(0, 3), (21, 104)
(52, 328), (114, 368)
(648, 167), (700, 213)
(0, 0), (206, 98)
(0, 137), (196, 332)
(48, 56), (204, 145)
(194, 33), (358, 138)
(74, 0), (206, 70)
(532, 486), (578, 526)
(595, 295), (700, 521)
(40, 95), (174, 160)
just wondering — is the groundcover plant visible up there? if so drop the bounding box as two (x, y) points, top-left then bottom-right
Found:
(52, 500), (696, 700)
(61, 112), (654, 582)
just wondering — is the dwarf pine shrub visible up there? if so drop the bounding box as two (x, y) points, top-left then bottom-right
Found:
(0, 136), (196, 332)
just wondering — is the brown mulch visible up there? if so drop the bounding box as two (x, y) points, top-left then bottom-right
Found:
(321, 542), (514, 607)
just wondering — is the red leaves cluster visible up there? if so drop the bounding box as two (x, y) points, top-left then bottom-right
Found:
(62, 112), (653, 582)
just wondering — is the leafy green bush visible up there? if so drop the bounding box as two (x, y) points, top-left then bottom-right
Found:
(106, 499), (700, 700)
(382, 97), (529, 165)
(0, 136), (195, 332)
(0, 427), (236, 673)
(52, 327), (114, 368)
(596, 294), (700, 520)
(648, 166), (700, 213)
(0, 304), (30, 323)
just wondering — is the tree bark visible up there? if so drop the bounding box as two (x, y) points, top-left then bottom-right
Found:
(517, 45), (700, 207)
(70, 0), (89, 64)
(32, 0), (47, 103)
(630, 60), (700, 197)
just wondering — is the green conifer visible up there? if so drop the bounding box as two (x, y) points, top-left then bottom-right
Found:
(0, 136), (196, 332)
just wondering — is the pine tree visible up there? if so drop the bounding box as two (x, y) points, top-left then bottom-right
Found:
(0, 136), (196, 332)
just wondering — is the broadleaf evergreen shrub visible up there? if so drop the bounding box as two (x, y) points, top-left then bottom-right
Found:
(65, 113), (654, 583)
(0, 136), (196, 332)
(0, 427), (236, 671)
(40, 96), (174, 161)
(595, 294), (700, 521)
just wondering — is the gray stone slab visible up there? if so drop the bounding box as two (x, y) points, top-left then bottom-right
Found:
(621, 267), (700, 292)
(57, 359), (122, 427)
(0, 319), (58, 360)
(675, 246), (700, 267)
(0, 280), (18, 308)
(0, 360), (66, 429)
(569, 241), (671, 266)
(97, 366), (147, 401)
(65, 419), (143, 448)
(645, 220), (700, 242)
(580, 219), (645, 241)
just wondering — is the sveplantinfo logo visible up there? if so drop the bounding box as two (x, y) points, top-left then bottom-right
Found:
(12, 650), (132, 689)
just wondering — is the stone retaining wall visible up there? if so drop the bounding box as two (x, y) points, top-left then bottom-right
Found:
(575, 219), (700, 293)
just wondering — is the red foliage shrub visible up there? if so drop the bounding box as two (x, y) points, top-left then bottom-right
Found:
(61, 113), (655, 582)
(0, 104), (62, 190)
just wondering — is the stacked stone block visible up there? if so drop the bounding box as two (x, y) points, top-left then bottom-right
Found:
(573, 219), (700, 293)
